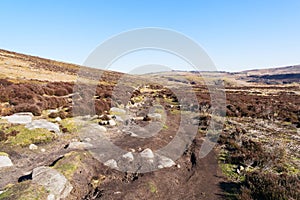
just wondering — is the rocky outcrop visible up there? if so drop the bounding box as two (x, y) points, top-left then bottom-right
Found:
(32, 166), (73, 200)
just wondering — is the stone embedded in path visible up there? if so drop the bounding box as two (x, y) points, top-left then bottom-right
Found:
(157, 155), (176, 168)
(68, 142), (93, 150)
(147, 113), (162, 121)
(0, 154), (13, 168)
(32, 166), (73, 200)
(140, 148), (154, 159)
(108, 119), (116, 126)
(122, 152), (134, 161)
(104, 159), (118, 169)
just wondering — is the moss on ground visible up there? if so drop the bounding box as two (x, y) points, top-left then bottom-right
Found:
(3, 125), (56, 147)
(0, 152), (8, 156)
(0, 181), (48, 200)
(148, 182), (157, 194)
(52, 151), (86, 180)
(59, 118), (82, 133)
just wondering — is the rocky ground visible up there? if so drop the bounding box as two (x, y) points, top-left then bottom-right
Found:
(0, 49), (299, 200)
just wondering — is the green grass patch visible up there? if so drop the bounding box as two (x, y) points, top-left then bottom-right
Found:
(52, 151), (85, 180)
(4, 125), (56, 147)
(148, 182), (157, 194)
(59, 118), (82, 133)
(162, 124), (169, 130)
(0, 181), (48, 200)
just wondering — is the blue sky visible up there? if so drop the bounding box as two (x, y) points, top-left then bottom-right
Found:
(0, 0), (300, 72)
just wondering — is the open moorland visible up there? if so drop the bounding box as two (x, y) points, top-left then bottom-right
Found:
(0, 49), (299, 200)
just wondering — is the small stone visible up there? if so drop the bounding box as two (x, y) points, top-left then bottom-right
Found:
(157, 155), (175, 168)
(122, 152), (134, 161)
(114, 191), (121, 194)
(54, 117), (62, 122)
(104, 159), (118, 169)
(84, 137), (92, 142)
(129, 148), (136, 153)
(47, 194), (55, 200)
(140, 148), (154, 159)
(108, 119), (116, 126)
(158, 165), (164, 169)
(29, 144), (38, 150)
(147, 113), (162, 121)
(239, 165), (245, 171)
(0, 155), (13, 168)
(41, 148), (46, 153)
(177, 164), (181, 168)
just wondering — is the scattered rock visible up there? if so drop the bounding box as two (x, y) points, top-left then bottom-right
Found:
(0, 155), (13, 168)
(47, 109), (58, 114)
(47, 194), (55, 200)
(2, 112), (33, 124)
(108, 119), (116, 126)
(68, 142), (93, 150)
(54, 117), (62, 122)
(104, 159), (118, 169)
(129, 148), (136, 153)
(140, 148), (154, 159)
(25, 119), (60, 134)
(157, 155), (175, 168)
(41, 148), (46, 153)
(32, 166), (73, 200)
(83, 137), (92, 142)
(114, 191), (121, 194)
(29, 144), (38, 150)
(147, 113), (162, 121)
(110, 107), (126, 115)
(122, 152), (134, 161)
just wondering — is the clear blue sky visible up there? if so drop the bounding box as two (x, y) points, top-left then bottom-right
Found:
(0, 0), (300, 72)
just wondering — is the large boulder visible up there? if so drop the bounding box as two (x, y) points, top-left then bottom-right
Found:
(32, 166), (73, 200)
(2, 112), (33, 124)
(25, 119), (60, 134)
